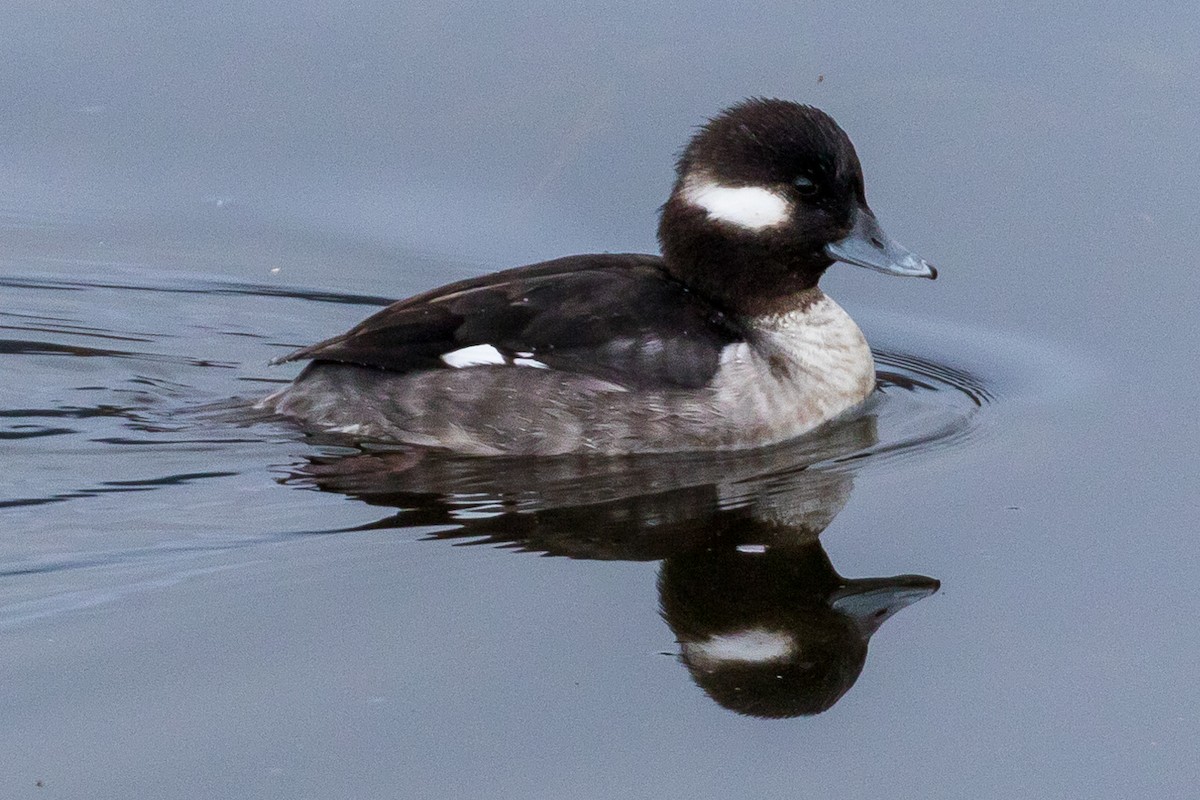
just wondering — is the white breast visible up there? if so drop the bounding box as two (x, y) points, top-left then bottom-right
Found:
(709, 293), (875, 445)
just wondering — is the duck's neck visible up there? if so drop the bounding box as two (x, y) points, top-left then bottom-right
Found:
(658, 198), (832, 318)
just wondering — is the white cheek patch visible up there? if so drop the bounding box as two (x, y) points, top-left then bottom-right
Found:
(681, 176), (791, 231)
(683, 628), (797, 668)
(440, 344), (506, 368)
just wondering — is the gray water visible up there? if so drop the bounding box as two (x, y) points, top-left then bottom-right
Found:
(3, 2), (1199, 798)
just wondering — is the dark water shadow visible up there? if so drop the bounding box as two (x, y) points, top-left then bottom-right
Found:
(283, 412), (947, 718)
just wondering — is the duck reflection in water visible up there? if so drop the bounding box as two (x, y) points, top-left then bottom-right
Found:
(286, 412), (939, 718)
(662, 525), (936, 717)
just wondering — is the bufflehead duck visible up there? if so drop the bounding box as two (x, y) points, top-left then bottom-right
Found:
(265, 98), (936, 455)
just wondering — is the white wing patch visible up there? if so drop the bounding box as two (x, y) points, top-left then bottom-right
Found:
(440, 344), (550, 370)
(681, 175), (791, 231)
(440, 344), (507, 368)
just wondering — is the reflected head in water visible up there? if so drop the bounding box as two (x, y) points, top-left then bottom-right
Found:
(285, 409), (941, 718)
(662, 536), (937, 718)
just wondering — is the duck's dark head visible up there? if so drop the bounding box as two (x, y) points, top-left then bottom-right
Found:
(658, 98), (935, 317)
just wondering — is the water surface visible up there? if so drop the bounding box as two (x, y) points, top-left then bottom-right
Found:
(3, 2), (1199, 798)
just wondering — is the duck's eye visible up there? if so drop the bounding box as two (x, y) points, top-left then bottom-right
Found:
(792, 175), (818, 196)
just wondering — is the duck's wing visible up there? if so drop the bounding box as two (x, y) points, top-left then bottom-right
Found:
(273, 253), (744, 391)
